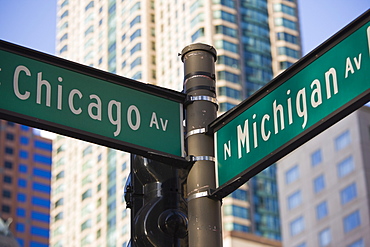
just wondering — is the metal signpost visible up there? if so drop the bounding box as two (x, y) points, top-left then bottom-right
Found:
(210, 10), (370, 199)
(0, 40), (186, 165)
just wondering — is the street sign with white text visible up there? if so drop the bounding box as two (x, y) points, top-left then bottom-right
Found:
(210, 10), (370, 198)
(0, 40), (186, 165)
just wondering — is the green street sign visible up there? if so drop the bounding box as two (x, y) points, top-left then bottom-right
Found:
(0, 40), (186, 165)
(210, 10), (370, 198)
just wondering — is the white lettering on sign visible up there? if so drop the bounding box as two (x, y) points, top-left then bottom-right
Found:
(225, 65), (347, 161)
(127, 105), (140, 131)
(69, 89), (83, 115)
(11, 65), (172, 138)
(37, 72), (51, 107)
(108, 100), (122, 136)
(13, 65), (31, 100)
(150, 112), (169, 131)
(345, 54), (362, 78)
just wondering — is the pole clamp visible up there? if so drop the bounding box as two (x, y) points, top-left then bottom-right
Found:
(185, 95), (218, 109)
(186, 128), (206, 138)
(187, 190), (211, 202)
(186, 155), (215, 162)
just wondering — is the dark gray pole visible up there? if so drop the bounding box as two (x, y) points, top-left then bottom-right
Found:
(181, 43), (222, 247)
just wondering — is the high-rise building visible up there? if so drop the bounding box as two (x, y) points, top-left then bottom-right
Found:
(277, 106), (370, 247)
(50, 136), (130, 246)
(0, 120), (52, 247)
(54, 0), (302, 245)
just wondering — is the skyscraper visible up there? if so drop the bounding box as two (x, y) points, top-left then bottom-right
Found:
(0, 120), (52, 247)
(54, 0), (301, 245)
(50, 136), (130, 246)
(277, 106), (370, 247)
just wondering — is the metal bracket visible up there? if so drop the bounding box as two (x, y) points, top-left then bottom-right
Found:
(187, 190), (210, 202)
(184, 95), (218, 109)
(186, 155), (215, 162)
(186, 127), (206, 139)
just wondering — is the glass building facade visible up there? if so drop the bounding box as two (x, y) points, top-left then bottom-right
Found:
(0, 120), (52, 247)
(54, 0), (302, 245)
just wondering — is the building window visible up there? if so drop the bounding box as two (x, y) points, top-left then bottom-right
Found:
(60, 33), (68, 42)
(278, 47), (299, 59)
(6, 133), (14, 140)
(82, 189), (92, 201)
(34, 140), (52, 151)
(18, 178), (27, 187)
(280, 61), (293, 70)
(273, 3), (296, 16)
(130, 15), (141, 27)
(341, 183), (357, 205)
(81, 219), (92, 231)
(17, 193), (26, 202)
(32, 196), (50, 209)
(85, 26), (94, 36)
(33, 168), (52, 179)
(130, 29), (142, 41)
(313, 174), (325, 193)
(130, 2), (140, 13)
(335, 130), (351, 151)
(60, 10), (69, 19)
(343, 210), (361, 233)
(277, 32), (298, 44)
(213, 10), (236, 23)
(337, 156), (355, 178)
(217, 71), (240, 84)
(290, 216), (304, 236)
(4, 161), (13, 169)
(31, 226), (50, 238)
(219, 102), (235, 112)
(318, 228), (331, 247)
(230, 189), (248, 201)
(31, 211), (50, 223)
(55, 198), (64, 208)
(19, 164), (27, 173)
(311, 149), (322, 166)
(2, 190), (11, 198)
(274, 17), (297, 30)
(192, 27), (205, 42)
(285, 165), (299, 184)
(3, 175), (12, 184)
(56, 171), (65, 180)
(130, 43), (142, 55)
(16, 208), (26, 217)
(215, 25), (237, 38)
(54, 212), (64, 222)
(19, 150), (29, 159)
(34, 154), (52, 165)
(287, 190), (302, 210)
(16, 223), (25, 232)
(5, 147), (14, 155)
(33, 182), (51, 194)
(224, 222), (250, 233)
(1, 205), (11, 213)
(223, 205), (249, 219)
(190, 13), (204, 28)
(131, 57), (142, 69)
(215, 40), (238, 53)
(348, 239), (364, 247)
(85, 1), (94, 11)
(316, 201), (328, 220)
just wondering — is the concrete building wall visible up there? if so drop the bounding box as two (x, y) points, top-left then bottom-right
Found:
(277, 106), (370, 247)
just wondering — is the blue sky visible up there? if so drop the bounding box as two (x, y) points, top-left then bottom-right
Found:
(0, 0), (368, 55)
